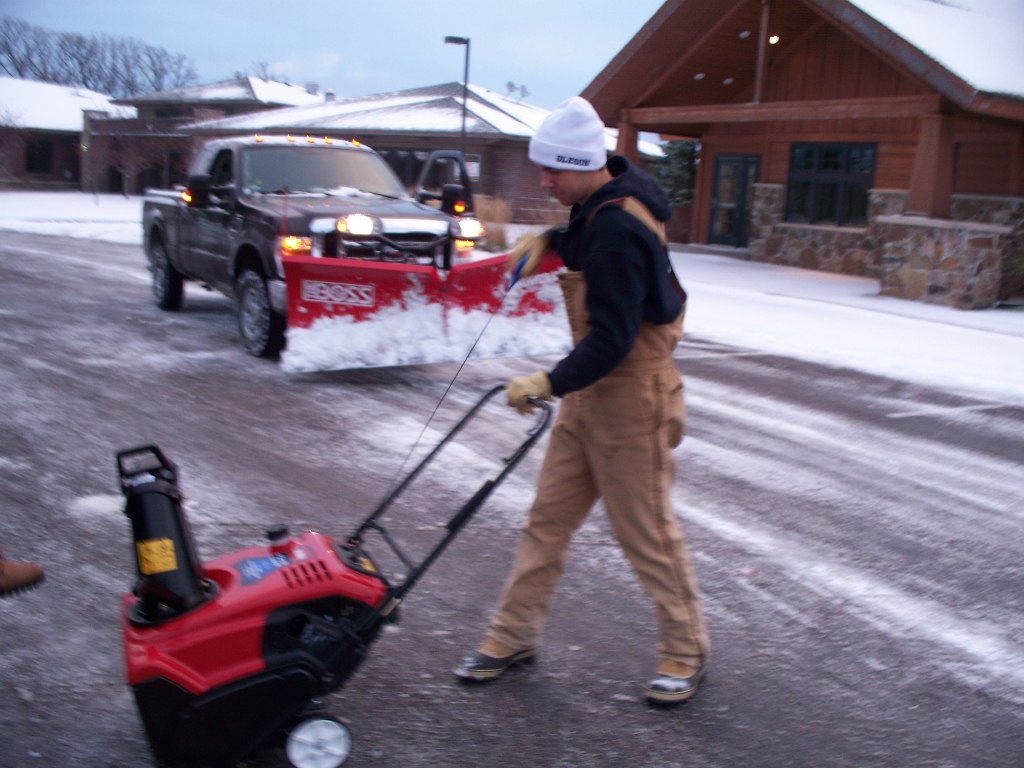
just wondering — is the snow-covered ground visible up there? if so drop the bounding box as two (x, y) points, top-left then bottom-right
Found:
(2, 190), (1022, 405)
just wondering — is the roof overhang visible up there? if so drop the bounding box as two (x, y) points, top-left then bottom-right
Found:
(805, 0), (1024, 122)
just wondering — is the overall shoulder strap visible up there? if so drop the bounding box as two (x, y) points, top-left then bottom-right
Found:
(585, 196), (667, 245)
(586, 197), (685, 302)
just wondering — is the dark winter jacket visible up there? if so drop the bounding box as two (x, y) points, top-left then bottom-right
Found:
(547, 155), (684, 397)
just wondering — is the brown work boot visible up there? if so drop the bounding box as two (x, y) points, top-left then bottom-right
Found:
(453, 639), (536, 682)
(0, 550), (45, 597)
(644, 659), (707, 705)
(453, 648), (535, 682)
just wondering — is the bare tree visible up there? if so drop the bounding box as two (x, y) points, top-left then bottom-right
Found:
(0, 18), (38, 78)
(0, 107), (23, 181)
(0, 16), (198, 97)
(141, 47), (196, 93)
(233, 61), (285, 83)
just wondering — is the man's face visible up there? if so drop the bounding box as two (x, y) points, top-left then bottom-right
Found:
(539, 167), (594, 206)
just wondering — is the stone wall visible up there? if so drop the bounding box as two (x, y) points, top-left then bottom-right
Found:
(951, 194), (1024, 300)
(747, 183), (1024, 308)
(874, 216), (1011, 309)
(748, 183), (877, 276)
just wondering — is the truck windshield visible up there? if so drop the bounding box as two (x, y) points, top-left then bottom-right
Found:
(241, 145), (407, 198)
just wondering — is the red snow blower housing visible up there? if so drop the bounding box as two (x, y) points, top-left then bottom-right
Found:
(117, 386), (550, 768)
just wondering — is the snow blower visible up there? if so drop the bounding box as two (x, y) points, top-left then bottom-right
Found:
(116, 386), (550, 768)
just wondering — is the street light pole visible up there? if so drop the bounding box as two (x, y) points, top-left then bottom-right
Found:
(444, 35), (470, 157)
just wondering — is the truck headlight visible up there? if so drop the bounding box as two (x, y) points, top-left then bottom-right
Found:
(337, 213), (379, 237)
(453, 217), (485, 240)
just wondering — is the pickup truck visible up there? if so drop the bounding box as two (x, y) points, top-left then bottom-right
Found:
(142, 135), (484, 357)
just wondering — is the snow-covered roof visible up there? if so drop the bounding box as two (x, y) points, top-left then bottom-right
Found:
(0, 76), (135, 132)
(185, 82), (663, 157)
(120, 76), (325, 107)
(846, 0), (1024, 101)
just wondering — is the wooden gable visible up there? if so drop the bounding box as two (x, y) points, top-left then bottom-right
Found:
(584, 0), (1024, 246)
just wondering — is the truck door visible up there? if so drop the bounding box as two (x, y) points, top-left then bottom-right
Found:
(186, 149), (238, 290)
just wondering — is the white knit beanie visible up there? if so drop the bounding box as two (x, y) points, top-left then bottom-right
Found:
(529, 96), (607, 171)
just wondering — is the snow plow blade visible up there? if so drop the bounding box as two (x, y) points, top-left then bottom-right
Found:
(280, 251), (568, 371)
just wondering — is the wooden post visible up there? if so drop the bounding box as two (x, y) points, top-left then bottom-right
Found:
(615, 118), (640, 163)
(753, 0), (771, 104)
(1010, 128), (1024, 196)
(905, 113), (954, 218)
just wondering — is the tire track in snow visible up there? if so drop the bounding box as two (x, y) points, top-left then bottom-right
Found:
(682, 502), (1024, 704)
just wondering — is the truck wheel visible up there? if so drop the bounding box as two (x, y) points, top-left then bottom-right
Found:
(236, 269), (285, 357)
(150, 239), (184, 310)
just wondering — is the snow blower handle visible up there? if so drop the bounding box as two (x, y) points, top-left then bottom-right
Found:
(444, 396), (546, 533)
(442, 395), (549, 532)
(352, 386), (551, 607)
(507, 253), (528, 290)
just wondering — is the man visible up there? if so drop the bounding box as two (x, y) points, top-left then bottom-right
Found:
(454, 97), (709, 705)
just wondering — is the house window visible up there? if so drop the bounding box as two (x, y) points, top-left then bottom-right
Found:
(26, 139), (54, 175)
(785, 143), (876, 226)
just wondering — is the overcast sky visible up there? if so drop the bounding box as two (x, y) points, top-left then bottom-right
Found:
(4, 0), (665, 108)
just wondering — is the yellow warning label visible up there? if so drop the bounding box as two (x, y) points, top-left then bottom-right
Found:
(136, 538), (177, 575)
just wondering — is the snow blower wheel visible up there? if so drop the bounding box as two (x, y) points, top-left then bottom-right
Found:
(286, 716), (352, 768)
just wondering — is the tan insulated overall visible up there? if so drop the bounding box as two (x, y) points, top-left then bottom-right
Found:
(483, 206), (709, 666)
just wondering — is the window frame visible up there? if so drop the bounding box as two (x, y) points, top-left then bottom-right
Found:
(25, 139), (55, 175)
(784, 142), (876, 227)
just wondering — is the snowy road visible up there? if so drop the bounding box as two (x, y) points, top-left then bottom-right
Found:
(1, 230), (1022, 767)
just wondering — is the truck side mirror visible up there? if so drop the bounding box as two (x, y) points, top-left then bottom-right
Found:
(415, 150), (474, 214)
(184, 174), (211, 208)
(440, 183), (468, 216)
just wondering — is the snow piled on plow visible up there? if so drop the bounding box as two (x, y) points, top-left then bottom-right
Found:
(281, 274), (572, 371)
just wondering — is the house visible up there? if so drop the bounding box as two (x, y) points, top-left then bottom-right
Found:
(166, 82), (663, 225)
(82, 77), (327, 193)
(583, 0), (1024, 308)
(0, 76), (133, 189)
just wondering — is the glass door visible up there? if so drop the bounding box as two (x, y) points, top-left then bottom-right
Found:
(709, 155), (760, 247)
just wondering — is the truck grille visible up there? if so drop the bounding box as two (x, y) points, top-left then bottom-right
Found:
(319, 232), (441, 263)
